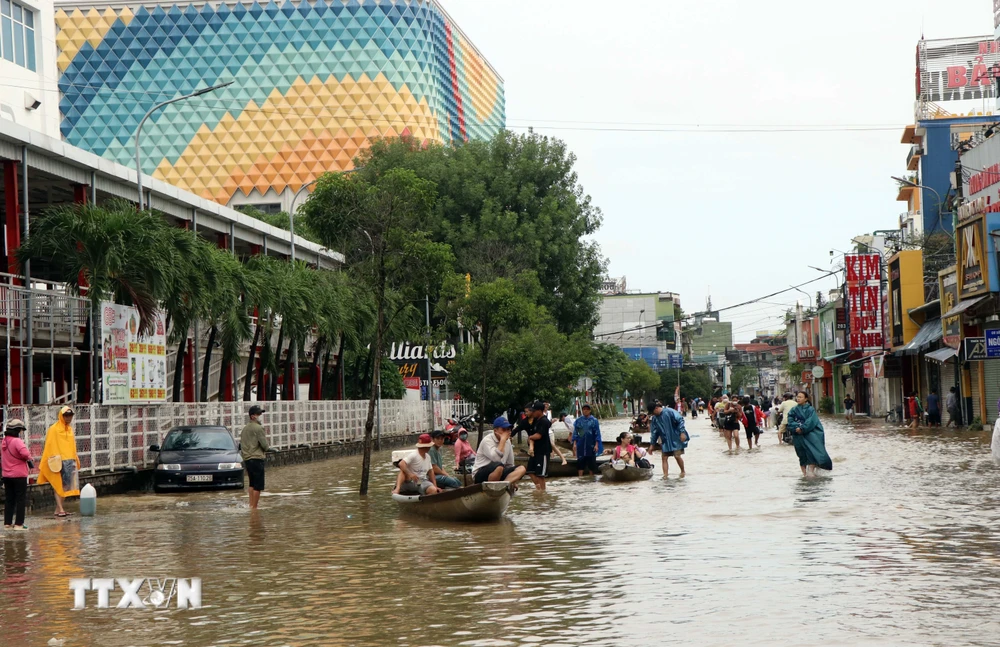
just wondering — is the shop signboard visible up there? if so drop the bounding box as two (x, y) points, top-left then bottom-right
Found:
(797, 347), (817, 361)
(957, 215), (990, 298)
(889, 257), (904, 347)
(845, 253), (884, 351)
(939, 266), (961, 349)
(835, 307), (847, 330)
(99, 303), (167, 404)
(964, 336), (988, 361)
(801, 370), (813, 384)
(986, 329), (1000, 358)
(917, 36), (1000, 103)
(389, 341), (456, 399)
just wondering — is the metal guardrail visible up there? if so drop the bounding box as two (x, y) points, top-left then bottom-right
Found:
(7, 399), (475, 477)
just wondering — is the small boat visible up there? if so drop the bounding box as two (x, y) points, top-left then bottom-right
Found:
(600, 462), (654, 482)
(391, 481), (515, 522)
(514, 453), (611, 477)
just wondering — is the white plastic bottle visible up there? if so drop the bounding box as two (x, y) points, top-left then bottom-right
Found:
(79, 483), (96, 516)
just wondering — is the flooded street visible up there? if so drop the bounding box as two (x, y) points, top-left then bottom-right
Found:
(3, 415), (1000, 646)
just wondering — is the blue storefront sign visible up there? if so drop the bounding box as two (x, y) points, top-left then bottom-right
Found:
(986, 329), (1000, 358)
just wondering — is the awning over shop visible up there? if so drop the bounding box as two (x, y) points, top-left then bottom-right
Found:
(898, 318), (943, 355)
(926, 347), (958, 364)
(941, 296), (990, 319)
(822, 351), (852, 363)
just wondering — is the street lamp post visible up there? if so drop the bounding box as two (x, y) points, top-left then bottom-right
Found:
(135, 82), (232, 209)
(891, 176), (953, 239)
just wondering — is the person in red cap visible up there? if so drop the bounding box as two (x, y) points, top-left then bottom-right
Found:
(393, 434), (441, 496)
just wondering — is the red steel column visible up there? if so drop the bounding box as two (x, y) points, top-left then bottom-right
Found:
(3, 160), (23, 404)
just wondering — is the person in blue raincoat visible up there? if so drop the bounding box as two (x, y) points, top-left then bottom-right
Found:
(786, 391), (833, 477)
(571, 404), (604, 476)
(649, 402), (689, 478)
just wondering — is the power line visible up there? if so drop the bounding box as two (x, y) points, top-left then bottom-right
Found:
(509, 124), (899, 134)
(593, 270), (839, 339)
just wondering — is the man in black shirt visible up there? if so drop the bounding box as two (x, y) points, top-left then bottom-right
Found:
(526, 400), (567, 492)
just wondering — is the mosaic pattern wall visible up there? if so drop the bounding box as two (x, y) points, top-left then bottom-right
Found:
(55, 0), (505, 204)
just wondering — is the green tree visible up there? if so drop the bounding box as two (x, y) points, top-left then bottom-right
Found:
(303, 167), (453, 495)
(658, 367), (714, 403)
(623, 360), (661, 412)
(441, 276), (531, 442)
(357, 133), (607, 334)
(729, 365), (760, 394)
(587, 343), (630, 404)
(18, 200), (188, 336)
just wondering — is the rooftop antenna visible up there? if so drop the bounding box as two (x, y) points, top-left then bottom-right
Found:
(705, 287), (712, 313)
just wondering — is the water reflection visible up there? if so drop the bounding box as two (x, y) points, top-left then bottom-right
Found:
(1, 416), (1000, 645)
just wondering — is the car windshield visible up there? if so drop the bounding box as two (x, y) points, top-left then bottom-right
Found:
(161, 429), (235, 451)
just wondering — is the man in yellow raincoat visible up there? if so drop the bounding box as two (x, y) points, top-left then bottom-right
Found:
(37, 406), (80, 517)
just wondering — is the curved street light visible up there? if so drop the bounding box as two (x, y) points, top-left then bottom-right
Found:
(891, 175), (954, 240)
(135, 81), (233, 209)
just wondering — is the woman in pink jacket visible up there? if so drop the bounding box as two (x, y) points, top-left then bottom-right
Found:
(2, 418), (31, 530)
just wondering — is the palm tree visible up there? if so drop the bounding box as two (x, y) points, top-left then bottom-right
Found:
(18, 200), (187, 336)
(242, 255), (282, 401)
(162, 236), (215, 401)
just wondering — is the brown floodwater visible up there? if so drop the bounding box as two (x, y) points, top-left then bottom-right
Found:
(2, 415), (1000, 646)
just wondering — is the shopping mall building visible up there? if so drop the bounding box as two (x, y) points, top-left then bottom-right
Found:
(54, 0), (505, 211)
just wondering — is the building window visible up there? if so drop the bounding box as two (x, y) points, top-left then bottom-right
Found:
(1, 0), (35, 71)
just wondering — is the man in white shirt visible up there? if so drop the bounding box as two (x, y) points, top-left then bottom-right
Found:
(472, 417), (528, 484)
(393, 434), (441, 496)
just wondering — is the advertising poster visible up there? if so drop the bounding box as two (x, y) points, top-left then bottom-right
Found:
(100, 302), (168, 405)
(939, 267), (961, 349)
(845, 253), (884, 351)
(100, 303), (131, 405)
(957, 215), (989, 298)
(130, 311), (168, 402)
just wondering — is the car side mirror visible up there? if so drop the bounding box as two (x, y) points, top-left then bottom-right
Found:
(148, 444), (160, 452)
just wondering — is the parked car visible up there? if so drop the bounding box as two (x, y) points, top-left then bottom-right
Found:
(149, 425), (244, 492)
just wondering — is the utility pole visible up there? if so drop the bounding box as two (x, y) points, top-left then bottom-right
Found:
(425, 294), (435, 431)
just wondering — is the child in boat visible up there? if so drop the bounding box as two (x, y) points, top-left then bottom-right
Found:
(613, 432), (638, 467)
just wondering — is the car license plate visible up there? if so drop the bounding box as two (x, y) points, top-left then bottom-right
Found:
(186, 474), (212, 483)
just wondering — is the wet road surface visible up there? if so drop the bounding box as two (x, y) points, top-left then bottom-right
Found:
(2, 415), (1000, 646)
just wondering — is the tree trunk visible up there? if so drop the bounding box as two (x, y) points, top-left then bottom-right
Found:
(218, 356), (229, 403)
(172, 334), (187, 402)
(333, 331), (344, 400)
(322, 342), (334, 400)
(283, 339), (295, 401)
(270, 324), (285, 401)
(200, 325), (217, 402)
(359, 291), (385, 496)
(243, 320), (261, 401)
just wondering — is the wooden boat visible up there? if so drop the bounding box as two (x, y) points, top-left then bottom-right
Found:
(599, 461), (654, 482)
(391, 481), (514, 522)
(514, 453), (611, 477)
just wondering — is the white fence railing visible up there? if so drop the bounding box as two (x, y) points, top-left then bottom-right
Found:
(7, 399), (475, 477)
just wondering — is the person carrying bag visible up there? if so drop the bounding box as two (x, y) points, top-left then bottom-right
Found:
(2, 419), (32, 530)
(37, 407), (80, 517)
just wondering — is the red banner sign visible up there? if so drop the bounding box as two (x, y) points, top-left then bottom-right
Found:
(797, 347), (817, 361)
(845, 253), (884, 351)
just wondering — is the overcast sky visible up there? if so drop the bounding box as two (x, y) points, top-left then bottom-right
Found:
(445, 0), (995, 341)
